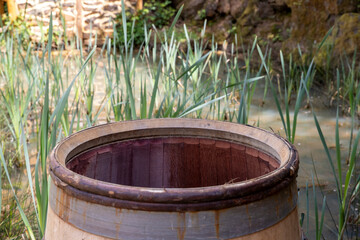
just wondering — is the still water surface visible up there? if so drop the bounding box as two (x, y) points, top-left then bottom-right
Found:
(13, 58), (357, 239)
(91, 61), (358, 239)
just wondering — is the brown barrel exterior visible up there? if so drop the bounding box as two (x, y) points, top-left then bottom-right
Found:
(45, 119), (300, 240)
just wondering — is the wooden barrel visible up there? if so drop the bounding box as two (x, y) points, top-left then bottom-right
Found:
(45, 119), (300, 240)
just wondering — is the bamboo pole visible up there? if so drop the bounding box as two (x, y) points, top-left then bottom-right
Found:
(136, 0), (143, 10)
(6, 0), (19, 21)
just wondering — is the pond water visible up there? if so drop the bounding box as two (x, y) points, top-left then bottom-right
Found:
(249, 86), (354, 239)
(94, 61), (358, 239)
(8, 56), (357, 239)
(90, 60), (358, 239)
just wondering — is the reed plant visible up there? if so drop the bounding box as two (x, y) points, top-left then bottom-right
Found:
(232, 37), (264, 124)
(303, 176), (327, 240)
(256, 45), (311, 143)
(256, 28), (334, 144)
(0, 14), (96, 238)
(338, 52), (360, 164)
(298, 29), (360, 239)
(0, 34), (35, 163)
(103, 0), (226, 121)
(0, 4), (359, 239)
(0, 147), (37, 239)
(303, 68), (360, 239)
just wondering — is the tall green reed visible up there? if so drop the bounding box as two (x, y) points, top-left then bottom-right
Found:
(0, 35), (34, 162)
(305, 69), (360, 239)
(0, 188), (35, 239)
(104, 1), (226, 121)
(256, 45), (311, 143)
(0, 14), (96, 238)
(0, 146), (36, 239)
(1, 5), (356, 240)
(338, 51), (360, 164)
(305, 175), (327, 240)
(226, 36), (264, 124)
(256, 27), (333, 143)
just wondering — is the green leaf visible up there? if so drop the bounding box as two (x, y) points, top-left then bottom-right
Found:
(0, 147), (36, 240)
(179, 94), (227, 118)
(168, 5), (183, 35)
(148, 58), (162, 118)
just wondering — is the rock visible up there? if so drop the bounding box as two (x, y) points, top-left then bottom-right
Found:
(269, 0), (291, 12)
(171, 0), (360, 59)
(172, 0), (185, 8)
(274, 0), (287, 4)
(235, 0), (259, 37)
(205, 0), (218, 18)
(285, 0), (358, 46)
(209, 15), (233, 42)
(175, 0), (206, 18)
(337, 0), (357, 13)
(257, 1), (274, 19)
(284, 0), (338, 50)
(176, 0), (232, 19)
(229, 0), (248, 19)
(328, 13), (360, 59)
(315, 13), (360, 67)
(218, 0), (230, 15)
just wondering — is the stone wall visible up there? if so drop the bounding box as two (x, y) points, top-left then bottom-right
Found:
(13, 0), (360, 57)
(174, 0), (360, 58)
(15, 0), (137, 44)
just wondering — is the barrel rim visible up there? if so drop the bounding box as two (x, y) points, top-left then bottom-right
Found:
(49, 118), (299, 210)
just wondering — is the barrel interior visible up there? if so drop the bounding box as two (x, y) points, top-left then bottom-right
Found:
(66, 137), (280, 188)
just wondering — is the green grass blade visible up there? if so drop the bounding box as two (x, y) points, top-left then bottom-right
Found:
(176, 51), (211, 82)
(257, 45), (288, 138)
(0, 147), (36, 240)
(311, 110), (341, 197)
(35, 154), (41, 213)
(21, 124), (40, 223)
(316, 26), (334, 52)
(155, 98), (166, 118)
(224, 76), (264, 89)
(312, 174), (319, 240)
(121, 0), (127, 50)
(303, 85), (343, 229)
(306, 182), (309, 234)
(319, 196), (327, 240)
(0, 145), (1, 220)
(40, 76), (49, 173)
(179, 94), (227, 118)
(49, 47), (96, 126)
(280, 50), (291, 141)
(168, 5), (183, 36)
(343, 130), (360, 208)
(148, 57), (162, 118)
(335, 70), (342, 197)
(269, 78), (288, 137)
(140, 78), (147, 119)
(311, 154), (338, 231)
(122, 61), (136, 120)
(291, 73), (310, 143)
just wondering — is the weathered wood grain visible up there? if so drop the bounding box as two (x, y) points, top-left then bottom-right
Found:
(47, 119), (300, 239)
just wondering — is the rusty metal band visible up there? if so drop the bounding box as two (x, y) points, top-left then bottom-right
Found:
(49, 119), (299, 210)
(49, 179), (298, 239)
(50, 170), (296, 211)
